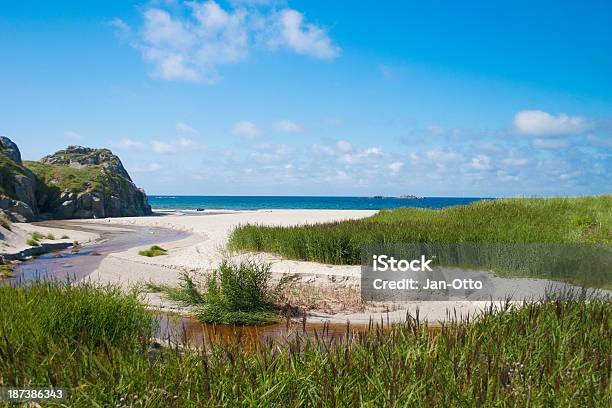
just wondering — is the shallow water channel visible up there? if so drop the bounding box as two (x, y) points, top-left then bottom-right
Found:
(9, 221), (189, 283)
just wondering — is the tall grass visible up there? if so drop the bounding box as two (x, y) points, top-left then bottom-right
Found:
(0, 281), (154, 352)
(146, 260), (289, 325)
(229, 196), (612, 287)
(1, 281), (610, 407)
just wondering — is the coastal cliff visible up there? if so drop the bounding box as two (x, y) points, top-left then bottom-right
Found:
(0, 136), (151, 221)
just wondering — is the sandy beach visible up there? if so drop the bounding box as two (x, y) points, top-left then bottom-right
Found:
(84, 209), (374, 283)
(10, 209), (595, 325)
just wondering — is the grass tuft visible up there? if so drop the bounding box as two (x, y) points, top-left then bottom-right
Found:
(147, 260), (289, 325)
(30, 231), (45, 241)
(138, 245), (168, 257)
(26, 238), (40, 246)
(0, 214), (11, 230)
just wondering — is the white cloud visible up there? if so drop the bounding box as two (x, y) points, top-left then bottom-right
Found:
(469, 154), (491, 171)
(514, 110), (588, 136)
(231, 121), (260, 138)
(336, 140), (352, 152)
(532, 138), (570, 149)
(387, 161), (403, 174)
(176, 122), (199, 135)
(152, 140), (177, 154)
(118, 1), (339, 82)
(108, 18), (131, 37)
(269, 9), (340, 60)
(338, 147), (381, 164)
(274, 119), (302, 133)
(425, 149), (463, 162)
(312, 144), (336, 156)
(496, 170), (519, 182)
(131, 163), (163, 172)
(153, 137), (205, 153)
(502, 156), (528, 166)
(109, 138), (148, 151)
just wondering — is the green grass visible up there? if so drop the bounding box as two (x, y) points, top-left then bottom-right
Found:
(30, 231), (45, 241)
(229, 196), (612, 288)
(0, 214), (11, 230)
(146, 260), (289, 325)
(24, 161), (113, 195)
(24, 160), (134, 207)
(1, 281), (610, 407)
(0, 263), (12, 277)
(138, 245), (168, 257)
(25, 238), (40, 246)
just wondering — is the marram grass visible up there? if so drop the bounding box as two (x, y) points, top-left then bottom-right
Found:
(146, 260), (289, 325)
(0, 281), (610, 407)
(229, 196), (612, 288)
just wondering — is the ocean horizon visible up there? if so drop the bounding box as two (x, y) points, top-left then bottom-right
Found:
(147, 196), (492, 211)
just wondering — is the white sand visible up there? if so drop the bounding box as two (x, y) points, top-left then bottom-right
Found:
(83, 209), (373, 286)
(0, 222), (98, 255)
(66, 209), (602, 324)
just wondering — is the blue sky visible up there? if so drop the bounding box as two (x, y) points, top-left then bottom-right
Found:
(0, 0), (610, 197)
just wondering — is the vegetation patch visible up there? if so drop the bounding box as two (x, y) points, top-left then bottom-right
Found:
(146, 260), (289, 325)
(138, 245), (168, 257)
(25, 238), (40, 247)
(30, 231), (45, 242)
(229, 196), (612, 288)
(0, 214), (12, 230)
(0, 263), (13, 277)
(0, 281), (609, 406)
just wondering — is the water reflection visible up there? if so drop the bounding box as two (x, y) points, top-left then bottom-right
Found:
(155, 312), (437, 349)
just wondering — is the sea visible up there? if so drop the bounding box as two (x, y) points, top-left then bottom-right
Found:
(147, 196), (492, 212)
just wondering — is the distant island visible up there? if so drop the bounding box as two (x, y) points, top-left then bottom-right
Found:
(0, 136), (151, 222)
(371, 195), (424, 199)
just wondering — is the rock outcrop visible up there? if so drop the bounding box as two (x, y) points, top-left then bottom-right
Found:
(0, 136), (22, 165)
(0, 136), (151, 221)
(40, 145), (133, 181)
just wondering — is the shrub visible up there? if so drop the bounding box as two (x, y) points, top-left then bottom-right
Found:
(0, 214), (11, 230)
(138, 245), (168, 257)
(26, 238), (40, 246)
(148, 260), (289, 325)
(45, 233), (55, 240)
(61, 234), (70, 239)
(30, 231), (45, 241)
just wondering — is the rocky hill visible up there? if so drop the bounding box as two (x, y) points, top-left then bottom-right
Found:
(0, 136), (151, 222)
